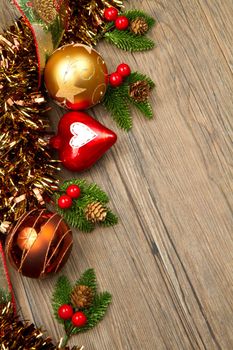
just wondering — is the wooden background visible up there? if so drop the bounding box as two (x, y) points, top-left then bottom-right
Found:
(1, 0), (233, 349)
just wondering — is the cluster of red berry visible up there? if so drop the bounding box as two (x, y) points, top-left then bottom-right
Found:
(104, 7), (129, 31)
(58, 304), (87, 327)
(109, 63), (131, 87)
(58, 184), (81, 209)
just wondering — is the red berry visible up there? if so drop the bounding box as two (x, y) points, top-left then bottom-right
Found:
(58, 194), (72, 209)
(109, 72), (123, 87)
(58, 304), (73, 320)
(115, 16), (129, 30)
(104, 7), (118, 21)
(117, 63), (131, 78)
(72, 312), (87, 327)
(66, 184), (81, 199)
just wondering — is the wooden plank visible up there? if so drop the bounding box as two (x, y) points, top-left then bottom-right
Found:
(1, 0), (233, 349)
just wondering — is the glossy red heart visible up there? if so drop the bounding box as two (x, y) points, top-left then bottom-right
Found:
(50, 112), (117, 172)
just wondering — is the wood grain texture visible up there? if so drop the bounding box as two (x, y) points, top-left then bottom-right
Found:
(1, 0), (233, 349)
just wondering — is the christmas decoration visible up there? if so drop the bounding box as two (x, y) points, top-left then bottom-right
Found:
(109, 72), (123, 87)
(104, 7), (119, 22)
(58, 304), (74, 320)
(6, 209), (73, 278)
(115, 16), (129, 30)
(58, 195), (73, 209)
(129, 80), (151, 102)
(54, 179), (118, 232)
(0, 20), (59, 226)
(44, 44), (108, 110)
(66, 185), (81, 199)
(103, 71), (155, 130)
(72, 312), (88, 327)
(117, 63), (131, 78)
(85, 202), (107, 223)
(104, 10), (156, 52)
(71, 285), (94, 309)
(130, 17), (149, 36)
(52, 269), (112, 347)
(50, 112), (117, 172)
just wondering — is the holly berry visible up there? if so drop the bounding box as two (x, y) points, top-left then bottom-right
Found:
(58, 194), (72, 209)
(109, 72), (123, 87)
(117, 63), (131, 78)
(115, 16), (129, 30)
(58, 304), (73, 320)
(104, 7), (118, 21)
(66, 184), (81, 199)
(72, 311), (87, 327)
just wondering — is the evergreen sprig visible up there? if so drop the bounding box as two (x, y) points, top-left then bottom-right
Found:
(52, 269), (112, 346)
(54, 179), (118, 232)
(104, 10), (156, 52)
(103, 72), (155, 131)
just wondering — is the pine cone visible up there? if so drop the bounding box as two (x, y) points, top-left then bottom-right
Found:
(32, 0), (57, 24)
(129, 80), (150, 102)
(85, 202), (107, 223)
(71, 285), (94, 309)
(130, 17), (149, 36)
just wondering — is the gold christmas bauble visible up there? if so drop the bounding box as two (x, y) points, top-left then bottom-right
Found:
(44, 44), (108, 110)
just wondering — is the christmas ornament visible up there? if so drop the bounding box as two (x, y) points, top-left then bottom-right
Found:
(55, 179), (118, 232)
(58, 304), (74, 320)
(66, 184), (81, 199)
(103, 71), (155, 130)
(58, 195), (73, 209)
(117, 63), (131, 78)
(115, 16), (129, 30)
(104, 7), (119, 21)
(71, 285), (94, 309)
(72, 312), (87, 327)
(6, 209), (73, 279)
(109, 72), (123, 87)
(85, 202), (107, 223)
(130, 80), (151, 102)
(130, 17), (149, 35)
(50, 112), (117, 172)
(52, 269), (112, 347)
(44, 44), (108, 110)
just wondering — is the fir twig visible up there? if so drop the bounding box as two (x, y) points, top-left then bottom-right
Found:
(52, 276), (72, 323)
(105, 30), (154, 52)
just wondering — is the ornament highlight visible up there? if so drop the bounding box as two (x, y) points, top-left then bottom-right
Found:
(6, 209), (73, 279)
(44, 44), (108, 110)
(72, 312), (88, 327)
(58, 304), (74, 320)
(50, 112), (117, 172)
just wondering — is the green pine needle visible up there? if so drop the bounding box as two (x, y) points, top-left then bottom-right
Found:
(131, 100), (154, 119)
(52, 276), (72, 323)
(103, 86), (132, 131)
(85, 183), (109, 204)
(102, 210), (118, 227)
(75, 268), (97, 294)
(124, 9), (156, 30)
(105, 30), (154, 52)
(0, 287), (11, 303)
(125, 71), (155, 89)
(70, 292), (112, 335)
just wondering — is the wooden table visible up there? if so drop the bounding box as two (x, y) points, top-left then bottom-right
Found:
(1, 0), (233, 349)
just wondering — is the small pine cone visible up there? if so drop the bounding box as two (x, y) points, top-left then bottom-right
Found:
(129, 80), (150, 102)
(71, 285), (94, 309)
(32, 0), (57, 24)
(85, 202), (107, 223)
(130, 17), (149, 36)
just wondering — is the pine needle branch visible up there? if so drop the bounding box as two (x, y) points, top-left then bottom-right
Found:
(124, 10), (156, 30)
(52, 276), (72, 323)
(105, 30), (155, 52)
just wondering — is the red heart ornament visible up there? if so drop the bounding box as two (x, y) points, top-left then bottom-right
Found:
(50, 112), (117, 172)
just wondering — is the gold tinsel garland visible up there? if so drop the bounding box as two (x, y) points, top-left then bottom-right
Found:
(0, 302), (82, 349)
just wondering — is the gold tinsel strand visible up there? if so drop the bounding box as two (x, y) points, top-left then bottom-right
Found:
(0, 20), (59, 225)
(61, 0), (123, 45)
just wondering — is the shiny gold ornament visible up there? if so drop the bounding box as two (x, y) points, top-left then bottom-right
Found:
(44, 44), (108, 110)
